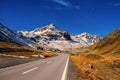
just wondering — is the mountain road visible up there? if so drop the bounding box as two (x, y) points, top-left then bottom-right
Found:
(0, 54), (69, 80)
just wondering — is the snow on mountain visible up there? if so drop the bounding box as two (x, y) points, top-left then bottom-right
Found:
(0, 23), (35, 47)
(19, 24), (59, 37)
(72, 32), (102, 45)
(0, 23), (102, 50)
(18, 24), (102, 50)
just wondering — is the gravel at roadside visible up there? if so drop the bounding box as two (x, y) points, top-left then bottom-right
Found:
(68, 59), (80, 80)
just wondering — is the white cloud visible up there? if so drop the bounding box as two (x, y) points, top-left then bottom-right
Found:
(53, 0), (71, 7)
(53, 0), (80, 10)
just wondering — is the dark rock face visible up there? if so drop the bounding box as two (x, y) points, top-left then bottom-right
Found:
(63, 32), (72, 40)
(48, 34), (61, 40)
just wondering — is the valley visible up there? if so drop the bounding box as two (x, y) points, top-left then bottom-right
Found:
(0, 23), (120, 80)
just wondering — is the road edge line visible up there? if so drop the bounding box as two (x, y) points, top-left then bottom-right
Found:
(61, 56), (69, 80)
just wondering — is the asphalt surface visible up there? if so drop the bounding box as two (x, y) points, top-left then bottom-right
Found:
(0, 58), (38, 69)
(0, 54), (69, 80)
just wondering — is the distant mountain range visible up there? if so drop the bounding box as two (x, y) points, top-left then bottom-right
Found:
(0, 23), (102, 51)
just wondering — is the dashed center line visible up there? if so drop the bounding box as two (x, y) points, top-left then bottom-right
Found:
(22, 67), (38, 75)
(39, 61), (46, 63)
(47, 61), (52, 64)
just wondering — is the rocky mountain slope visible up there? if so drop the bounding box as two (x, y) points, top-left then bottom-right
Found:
(0, 23), (102, 51)
(0, 23), (35, 47)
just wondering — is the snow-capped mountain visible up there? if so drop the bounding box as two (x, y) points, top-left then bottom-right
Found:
(71, 32), (102, 46)
(0, 23), (102, 50)
(0, 23), (35, 47)
(18, 24), (102, 50)
(19, 24), (71, 40)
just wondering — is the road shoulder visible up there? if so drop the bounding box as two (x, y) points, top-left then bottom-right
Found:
(68, 59), (80, 80)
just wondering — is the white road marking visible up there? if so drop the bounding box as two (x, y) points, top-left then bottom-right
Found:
(39, 61), (46, 63)
(22, 67), (38, 75)
(47, 61), (52, 64)
(61, 56), (69, 80)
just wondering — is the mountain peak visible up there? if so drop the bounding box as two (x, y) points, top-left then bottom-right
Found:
(77, 32), (90, 37)
(80, 32), (89, 35)
(33, 24), (58, 33)
(49, 23), (55, 27)
(45, 24), (57, 30)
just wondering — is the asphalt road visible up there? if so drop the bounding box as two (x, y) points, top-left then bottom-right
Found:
(0, 54), (69, 80)
(0, 58), (38, 69)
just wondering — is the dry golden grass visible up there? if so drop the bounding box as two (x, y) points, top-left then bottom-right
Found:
(0, 41), (27, 48)
(70, 29), (120, 80)
(0, 55), (15, 58)
(41, 51), (56, 58)
(0, 41), (56, 58)
(2, 51), (56, 58)
(71, 54), (120, 80)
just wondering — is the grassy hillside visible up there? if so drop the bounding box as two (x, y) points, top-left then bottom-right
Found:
(0, 41), (56, 58)
(71, 29), (120, 80)
(91, 29), (120, 56)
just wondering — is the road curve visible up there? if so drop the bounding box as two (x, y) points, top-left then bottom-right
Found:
(0, 54), (69, 80)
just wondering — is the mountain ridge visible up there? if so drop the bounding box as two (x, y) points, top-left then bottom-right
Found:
(0, 23), (102, 51)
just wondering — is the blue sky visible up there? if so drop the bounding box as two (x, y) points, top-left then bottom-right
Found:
(0, 0), (120, 36)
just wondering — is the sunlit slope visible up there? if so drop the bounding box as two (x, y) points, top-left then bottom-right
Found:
(78, 29), (120, 56)
(71, 29), (120, 80)
(0, 41), (55, 58)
